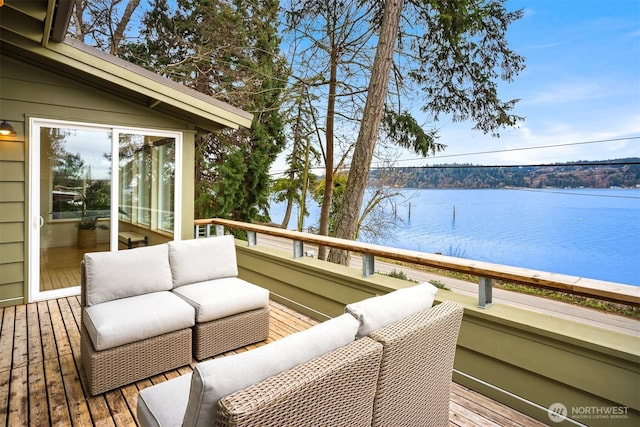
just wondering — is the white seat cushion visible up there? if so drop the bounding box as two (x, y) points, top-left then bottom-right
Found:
(137, 373), (192, 427)
(345, 282), (438, 338)
(182, 313), (359, 427)
(171, 277), (269, 323)
(83, 291), (195, 351)
(168, 236), (239, 287)
(84, 244), (173, 306)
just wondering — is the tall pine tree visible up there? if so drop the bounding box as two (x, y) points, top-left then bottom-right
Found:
(122, 0), (286, 222)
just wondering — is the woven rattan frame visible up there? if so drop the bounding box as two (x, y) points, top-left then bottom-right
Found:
(80, 261), (193, 396)
(80, 326), (192, 396)
(216, 337), (383, 427)
(369, 301), (464, 427)
(193, 306), (270, 360)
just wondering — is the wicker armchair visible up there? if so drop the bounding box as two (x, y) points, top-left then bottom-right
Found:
(216, 337), (383, 427)
(80, 259), (193, 396)
(369, 301), (464, 427)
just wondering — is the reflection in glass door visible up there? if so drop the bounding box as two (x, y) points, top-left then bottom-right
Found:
(38, 126), (112, 293)
(118, 133), (177, 248)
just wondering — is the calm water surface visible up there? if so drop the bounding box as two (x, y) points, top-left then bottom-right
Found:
(269, 188), (640, 286)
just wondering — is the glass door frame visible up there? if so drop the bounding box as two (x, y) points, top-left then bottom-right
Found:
(28, 117), (183, 302)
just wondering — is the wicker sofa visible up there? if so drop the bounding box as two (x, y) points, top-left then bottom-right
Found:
(137, 283), (464, 427)
(80, 235), (270, 396)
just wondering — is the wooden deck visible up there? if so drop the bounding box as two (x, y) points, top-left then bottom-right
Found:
(0, 297), (545, 426)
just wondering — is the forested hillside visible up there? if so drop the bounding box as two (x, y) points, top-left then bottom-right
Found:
(368, 158), (640, 189)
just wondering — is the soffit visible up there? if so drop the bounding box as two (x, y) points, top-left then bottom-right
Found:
(0, 0), (253, 133)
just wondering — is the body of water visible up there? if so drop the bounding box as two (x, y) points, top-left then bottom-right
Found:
(269, 188), (640, 286)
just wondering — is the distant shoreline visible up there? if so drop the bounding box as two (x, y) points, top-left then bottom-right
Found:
(368, 158), (640, 189)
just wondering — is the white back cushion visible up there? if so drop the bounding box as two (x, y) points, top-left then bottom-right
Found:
(345, 282), (438, 338)
(84, 244), (172, 306)
(169, 236), (238, 287)
(182, 313), (359, 427)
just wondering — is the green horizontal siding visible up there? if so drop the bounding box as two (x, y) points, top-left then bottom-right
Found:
(0, 161), (24, 181)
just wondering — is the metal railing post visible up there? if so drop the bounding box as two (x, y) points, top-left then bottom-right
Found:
(293, 240), (304, 258)
(214, 224), (224, 237)
(247, 231), (257, 246)
(479, 277), (493, 308)
(362, 254), (375, 277)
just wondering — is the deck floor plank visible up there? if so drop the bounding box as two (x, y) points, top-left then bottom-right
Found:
(12, 304), (28, 369)
(8, 365), (28, 427)
(450, 399), (501, 427)
(0, 306), (15, 372)
(28, 361), (48, 427)
(60, 353), (94, 427)
(451, 383), (547, 426)
(0, 369), (9, 426)
(27, 303), (44, 365)
(37, 301), (57, 363)
(104, 389), (136, 427)
(0, 296), (546, 426)
(47, 299), (72, 359)
(85, 395), (115, 427)
(44, 357), (71, 425)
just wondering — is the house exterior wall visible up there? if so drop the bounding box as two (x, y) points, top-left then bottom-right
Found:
(0, 54), (196, 307)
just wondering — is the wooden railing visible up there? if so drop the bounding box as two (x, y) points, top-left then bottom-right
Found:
(195, 218), (640, 307)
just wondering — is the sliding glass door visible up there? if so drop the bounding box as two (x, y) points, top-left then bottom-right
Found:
(30, 119), (181, 302)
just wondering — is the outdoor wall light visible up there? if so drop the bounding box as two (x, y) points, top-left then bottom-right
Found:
(0, 120), (17, 137)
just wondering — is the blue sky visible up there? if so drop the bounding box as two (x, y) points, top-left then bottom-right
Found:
(122, 1), (639, 169)
(392, 0), (640, 167)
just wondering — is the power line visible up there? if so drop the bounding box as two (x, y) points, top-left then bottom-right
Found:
(384, 136), (640, 165)
(270, 136), (639, 175)
(372, 160), (640, 169)
(271, 159), (640, 176)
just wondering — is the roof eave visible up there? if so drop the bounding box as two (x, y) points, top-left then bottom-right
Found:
(0, 0), (254, 134)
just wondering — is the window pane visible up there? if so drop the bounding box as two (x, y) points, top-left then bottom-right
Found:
(48, 127), (112, 221)
(40, 126), (112, 293)
(119, 133), (176, 243)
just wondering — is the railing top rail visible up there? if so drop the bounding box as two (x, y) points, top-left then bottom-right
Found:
(196, 218), (640, 307)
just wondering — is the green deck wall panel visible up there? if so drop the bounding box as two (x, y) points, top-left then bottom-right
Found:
(235, 242), (412, 319)
(233, 240), (640, 427)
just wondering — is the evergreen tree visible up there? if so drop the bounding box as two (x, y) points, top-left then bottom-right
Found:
(121, 0), (286, 222)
